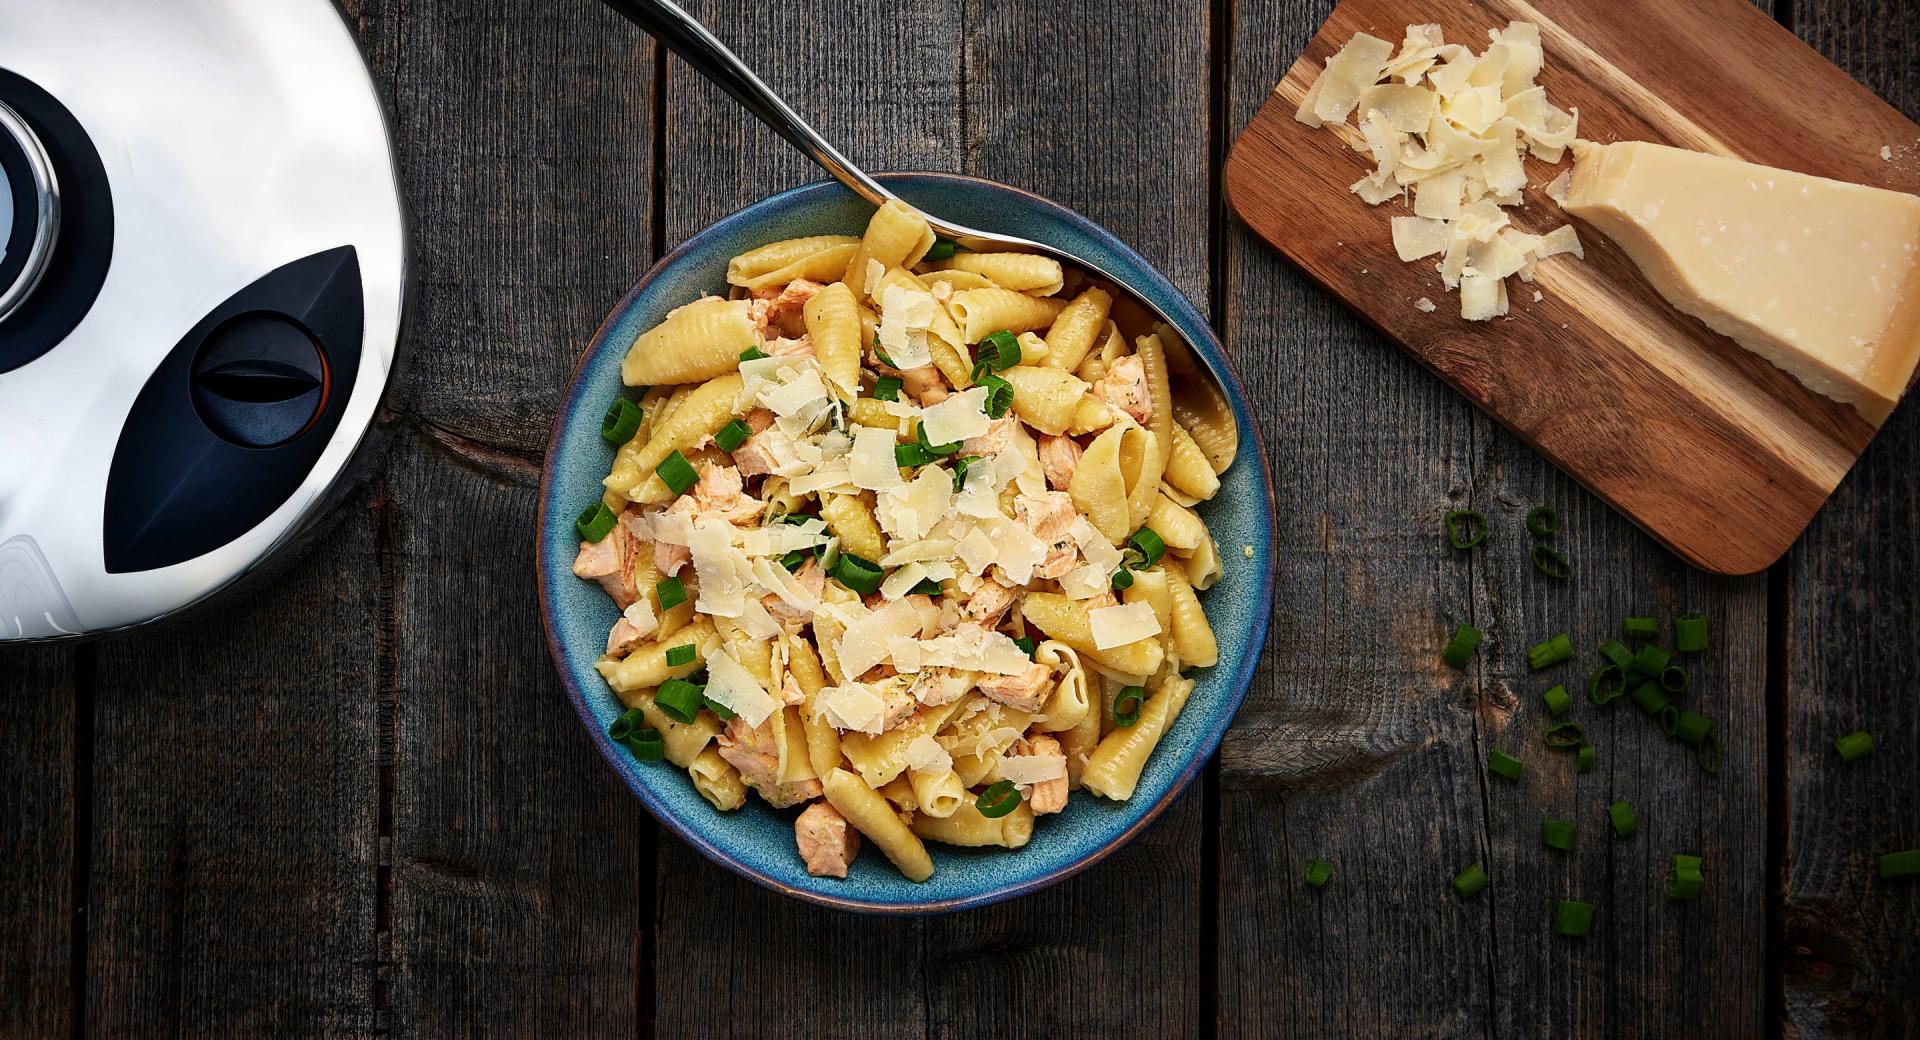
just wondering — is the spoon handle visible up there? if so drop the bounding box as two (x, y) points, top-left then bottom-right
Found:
(598, 0), (895, 210)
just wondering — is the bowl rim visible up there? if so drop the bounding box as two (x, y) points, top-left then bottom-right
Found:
(537, 171), (1276, 914)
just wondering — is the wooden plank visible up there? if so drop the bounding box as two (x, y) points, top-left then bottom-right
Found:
(1780, 1), (1920, 1033)
(361, 0), (660, 1034)
(83, 505), (380, 1037)
(0, 647), (76, 1037)
(1224, 0), (1920, 576)
(1219, 0), (1769, 1035)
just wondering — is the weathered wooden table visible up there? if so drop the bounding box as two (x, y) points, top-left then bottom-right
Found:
(4, 1), (1916, 1035)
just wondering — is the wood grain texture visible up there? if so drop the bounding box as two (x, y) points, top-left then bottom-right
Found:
(1781, 2), (1920, 1034)
(350, 0), (661, 1034)
(1220, 0), (1769, 1036)
(0, 647), (76, 1038)
(1223, 0), (1920, 575)
(82, 506), (381, 1037)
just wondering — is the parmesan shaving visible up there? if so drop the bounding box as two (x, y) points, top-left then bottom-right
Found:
(1087, 602), (1162, 650)
(1292, 20), (1584, 320)
(848, 425), (905, 490)
(996, 753), (1067, 786)
(703, 649), (778, 727)
(904, 734), (953, 774)
(918, 387), (992, 447)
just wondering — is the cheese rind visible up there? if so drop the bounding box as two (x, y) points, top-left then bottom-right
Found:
(1565, 140), (1920, 424)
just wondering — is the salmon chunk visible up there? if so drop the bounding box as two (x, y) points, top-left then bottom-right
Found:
(1037, 434), (1082, 491)
(717, 716), (821, 808)
(1091, 354), (1153, 425)
(961, 416), (1016, 457)
(964, 579), (1019, 627)
(1019, 734), (1069, 815)
(572, 523), (637, 608)
(976, 661), (1055, 713)
(795, 801), (860, 878)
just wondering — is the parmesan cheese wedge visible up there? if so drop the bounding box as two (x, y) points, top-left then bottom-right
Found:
(1565, 140), (1920, 424)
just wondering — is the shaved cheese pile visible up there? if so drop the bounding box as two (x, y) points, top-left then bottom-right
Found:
(1294, 21), (1585, 320)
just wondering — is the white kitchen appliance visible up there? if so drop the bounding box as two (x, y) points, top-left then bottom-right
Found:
(0, 0), (407, 641)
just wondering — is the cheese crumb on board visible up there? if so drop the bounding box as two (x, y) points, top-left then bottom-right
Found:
(1293, 21), (1584, 320)
(1883, 145), (1895, 162)
(1414, 297), (1437, 313)
(1564, 139), (1920, 424)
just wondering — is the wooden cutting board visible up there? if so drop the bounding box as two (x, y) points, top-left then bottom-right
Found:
(1225, 0), (1920, 575)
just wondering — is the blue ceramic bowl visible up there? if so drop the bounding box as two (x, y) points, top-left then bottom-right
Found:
(538, 173), (1275, 913)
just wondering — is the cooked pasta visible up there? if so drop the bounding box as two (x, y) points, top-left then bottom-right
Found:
(571, 201), (1235, 881)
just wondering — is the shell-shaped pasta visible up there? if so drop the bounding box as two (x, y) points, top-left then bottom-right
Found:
(1146, 494), (1207, 552)
(1164, 565), (1218, 668)
(912, 799), (1035, 848)
(785, 636), (841, 781)
(847, 398), (906, 434)
(875, 266), (975, 389)
(1134, 333), (1175, 460)
(727, 235), (861, 291)
(948, 287), (1069, 342)
(1014, 331), (1050, 365)
(1043, 287), (1113, 373)
(688, 747), (747, 811)
(920, 269), (996, 294)
(932, 252), (1064, 296)
(1059, 709), (1100, 789)
(1066, 394), (1118, 436)
(1177, 527), (1223, 590)
(803, 280), (862, 396)
(1165, 422), (1222, 501)
(1069, 425), (1132, 543)
(622, 297), (757, 387)
(617, 689), (721, 768)
(822, 767), (935, 882)
(1074, 320), (1128, 382)
(1080, 673), (1195, 801)
(1021, 592), (1165, 679)
(1001, 365), (1088, 436)
(606, 375), (743, 501)
(595, 617), (718, 693)
(820, 492), (887, 563)
(859, 199), (938, 273)
(1033, 640), (1090, 733)
(1118, 421), (1167, 533)
(878, 774), (918, 812)
(1171, 374), (1238, 474)
(908, 767), (966, 819)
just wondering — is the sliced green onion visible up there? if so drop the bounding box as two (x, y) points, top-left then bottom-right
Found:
(1013, 636), (1037, 658)
(1660, 705), (1680, 736)
(1834, 730), (1874, 762)
(1668, 854), (1704, 900)
(739, 345), (769, 362)
(831, 552), (884, 596)
(701, 695), (735, 722)
(976, 779), (1021, 819)
(1110, 568), (1135, 590)
(627, 726), (666, 761)
(1576, 743), (1597, 774)
(1589, 664), (1626, 706)
(895, 441), (934, 468)
(951, 455), (977, 492)
(1543, 818), (1575, 850)
(1443, 624), (1483, 668)
(873, 347), (898, 369)
(1880, 850), (1920, 878)
(1128, 528), (1167, 569)
(910, 577), (943, 597)
(1452, 863), (1490, 897)
(608, 706), (647, 744)
(1112, 686), (1146, 727)
(655, 450), (698, 496)
(714, 418), (752, 453)
(1674, 611), (1708, 653)
(1554, 900), (1594, 937)
(656, 576), (687, 611)
(1608, 800), (1638, 837)
(1598, 639), (1635, 671)
(601, 398), (643, 444)
(1544, 722), (1585, 749)
(980, 330), (1022, 372)
(1673, 711), (1712, 747)
(1525, 505), (1561, 537)
(1695, 729), (1723, 774)
(1542, 684), (1573, 716)
(1527, 633), (1573, 671)
(1531, 544), (1571, 580)
(1444, 509), (1487, 550)
(1633, 644), (1671, 677)
(872, 375), (902, 402)
(1488, 749), (1524, 781)
(664, 643), (697, 667)
(653, 678), (704, 725)
(923, 236), (959, 261)
(1304, 858), (1334, 888)
(978, 372), (1014, 418)
(1622, 616), (1659, 641)
(916, 418), (962, 456)
(1660, 663), (1688, 694)
(1631, 681), (1670, 716)
(779, 548), (811, 572)
(575, 502), (617, 543)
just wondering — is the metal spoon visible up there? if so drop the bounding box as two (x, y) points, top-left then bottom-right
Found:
(598, 0), (1239, 463)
